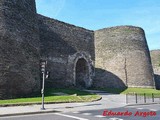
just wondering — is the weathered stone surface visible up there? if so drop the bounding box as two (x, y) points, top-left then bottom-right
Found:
(94, 26), (155, 88)
(0, 0), (40, 99)
(150, 50), (160, 89)
(0, 0), (157, 99)
(37, 14), (95, 88)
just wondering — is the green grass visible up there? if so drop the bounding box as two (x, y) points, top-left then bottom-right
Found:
(0, 89), (101, 106)
(121, 88), (160, 97)
(44, 88), (91, 96)
(121, 88), (160, 94)
(91, 87), (160, 97)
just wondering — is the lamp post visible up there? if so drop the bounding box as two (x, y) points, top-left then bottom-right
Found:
(40, 60), (47, 110)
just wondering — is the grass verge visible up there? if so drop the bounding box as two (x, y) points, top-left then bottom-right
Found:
(122, 88), (160, 97)
(121, 88), (160, 94)
(90, 87), (160, 97)
(0, 89), (101, 106)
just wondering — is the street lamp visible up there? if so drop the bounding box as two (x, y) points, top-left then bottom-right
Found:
(40, 60), (47, 110)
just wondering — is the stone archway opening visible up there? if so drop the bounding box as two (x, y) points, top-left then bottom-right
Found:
(75, 58), (89, 88)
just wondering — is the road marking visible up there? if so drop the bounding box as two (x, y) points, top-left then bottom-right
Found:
(150, 109), (157, 111)
(55, 113), (89, 120)
(94, 115), (106, 118)
(137, 108), (143, 110)
(109, 118), (123, 120)
(73, 111), (80, 114)
(82, 113), (92, 115)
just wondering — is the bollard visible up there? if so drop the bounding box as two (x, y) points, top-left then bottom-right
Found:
(135, 93), (137, 103)
(126, 94), (128, 104)
(152, 93), (154, 102)
(144, 93), (146, 103)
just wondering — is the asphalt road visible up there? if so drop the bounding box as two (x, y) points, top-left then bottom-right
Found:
(1, 104), (160, 120)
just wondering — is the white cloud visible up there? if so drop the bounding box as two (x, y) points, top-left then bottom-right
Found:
(36, 0), (66, 18)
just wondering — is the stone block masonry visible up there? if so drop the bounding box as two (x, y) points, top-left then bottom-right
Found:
(0, 0), (40, 99)
(38, 14), (95, 88)
(0, 0), (156, 99)
(150, 50), (160, 89)
(94, 26), (155, 89)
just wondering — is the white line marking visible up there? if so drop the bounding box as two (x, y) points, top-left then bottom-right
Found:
(109, 118), (123, 120)
(94, 115), (105, 118)
(55, 113), (89, 120)
(82, 113), (92, 115)
(73, 111), (80, 114)
(137, 108), (143, 110)
(150, 109), (157, 111)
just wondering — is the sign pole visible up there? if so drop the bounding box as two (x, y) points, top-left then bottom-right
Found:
(41, 71), (45, 110)
(40, 60), (47, 110)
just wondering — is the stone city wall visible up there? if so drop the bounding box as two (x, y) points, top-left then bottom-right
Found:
(0, 0), (157, 99)
(38, 14), (94, 88)
(0, 0), (40, 99)
(94, 26), (155, 89)
(150, 50), (160, 89)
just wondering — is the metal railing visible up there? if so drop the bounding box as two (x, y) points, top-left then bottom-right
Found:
(126, 93), (160, 104)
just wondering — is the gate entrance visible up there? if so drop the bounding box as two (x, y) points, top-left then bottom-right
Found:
(75, 58), (89, 88)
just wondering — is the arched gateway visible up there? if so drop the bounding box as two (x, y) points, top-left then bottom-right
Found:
(68, 52), (94, 88)
(75, 58), (89, 88)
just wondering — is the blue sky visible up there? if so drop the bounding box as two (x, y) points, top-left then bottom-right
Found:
(36, 0), (160, 50)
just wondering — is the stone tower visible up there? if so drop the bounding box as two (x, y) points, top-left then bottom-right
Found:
(150, 50), (160, 89)
(0, 0), (40, 99)
(94, 26), (155, 88)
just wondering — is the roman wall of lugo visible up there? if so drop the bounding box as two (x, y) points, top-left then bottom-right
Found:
(0, 0), (40, 99)
(94, 26), (155, 89)
(0, 0), (155, 99)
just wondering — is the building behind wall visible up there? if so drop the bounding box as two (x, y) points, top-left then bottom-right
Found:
(0, 0), (155, 99)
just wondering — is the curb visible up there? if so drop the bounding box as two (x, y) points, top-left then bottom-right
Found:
(92, 96), (102, 102)
(0, 90), (102, 117)
(0, 110), (59, 117)
(126, 102), (160, 106)
(0, 97), (102, 117)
